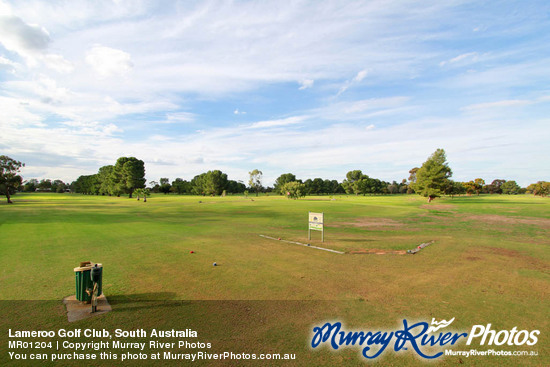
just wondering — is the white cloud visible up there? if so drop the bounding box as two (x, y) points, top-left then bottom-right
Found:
(353, 69), (368, 82)
(0, 55), (16, 66)
(439, 52), (478, 67)
(248, 116), (306, 129)
(163, 112), (196, 124)
(85, 45), (133, 77)
(337, 69), (368, 96)
(462, 99), (533, 112)
(42, 53), (73, 73)
(298, 79), (314, 90)
(233, 109), (246, 115)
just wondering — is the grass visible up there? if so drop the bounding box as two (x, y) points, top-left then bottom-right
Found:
(0, 193), (548, 366)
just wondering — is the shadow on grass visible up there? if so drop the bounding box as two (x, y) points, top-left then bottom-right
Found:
(107, 292), (190, 312)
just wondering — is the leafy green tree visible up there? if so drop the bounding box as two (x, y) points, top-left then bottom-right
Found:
(473, 178), (485, 195)
(159, 178), (171, 194)
(72, 174), (100, 195)
(248, 169), (263, 196)
(148, 180), (159, 193)
(0, 155), (25, 203)
(282, 181), (306, 199)
(387, 181), (399, 194)
(444, 180), (465, 198)
(311, 178), (324, 195)
(98, 165), (114, 195)
(171, 178), (192, 194)
(486, 179), (506, 194)
(52, 179), (66, 193)
(399, 179), (409, 194)
(274, 173), (297, 194)
(23, 178), (38, 192)
(122, 158), (146, 198)
(412, 149), (452, 202)
(407, 168), (419, 193)
(226, 180), (246, 194)
(191, 170), (228, 196)
(341, 170), (364, 194)
(204, 170), (228, 196)
(38, 179), (52, 191)
(501, 180), (521, 195)
(463, 181), (476, 195)
(526, 181), (550, 197)
(111, 157), (146, 198)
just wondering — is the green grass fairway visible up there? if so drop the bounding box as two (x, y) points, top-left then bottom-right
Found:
(1, 193), (548, 366)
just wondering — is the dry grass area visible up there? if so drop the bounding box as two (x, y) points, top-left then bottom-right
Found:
(348, 248), (407, 255)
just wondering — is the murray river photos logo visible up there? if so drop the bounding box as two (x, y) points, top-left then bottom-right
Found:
(310, 318), (540, 360)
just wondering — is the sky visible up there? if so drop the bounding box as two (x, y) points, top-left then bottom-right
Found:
(1, 0), (549, 187)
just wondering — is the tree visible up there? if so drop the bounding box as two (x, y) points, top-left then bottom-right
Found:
(341, 170), (364, 194)
(473, 178), (485, 195)
(111, 157), (146, 198)
(122, 158), (146, 198)
(98, 165), (114, 195)
(248, 169), (263, 196)
(486, 179), (506, 194)
(72, 174), (100, 195)
(159, 178), (171, 194)
(274, 173), (297, 194)
(149, 180), (160, 193)
(282, 181), (306, 199)
(134, 188), (150, 202)
(38, 179), (52, 191)
(23, 178), (38, 192)
(204, 170), (228, 196)
(526, 181), (550, 197)
(444, 180), (465, 198)
(52, 179), (66, 193)
(171, 178), (191, 194)
(407, 168), (419, 193)
(226, 180), (246, 194)
(412, 149), (452, 202)
(191, 170), (228, 196)
(501, 180), (521, 195)
(0, 155), (25, 203)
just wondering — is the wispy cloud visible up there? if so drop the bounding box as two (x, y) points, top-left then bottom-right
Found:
(337, 69), (368, 96)
(248, 116), (306, 129)
(299, 79), (314, 90)
(439, 52), (478, 66)
(462, 99), (532, 111)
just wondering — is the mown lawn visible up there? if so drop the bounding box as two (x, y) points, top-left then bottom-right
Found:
(0, 193), (548, 366)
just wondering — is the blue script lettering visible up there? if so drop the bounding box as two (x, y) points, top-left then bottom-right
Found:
(394, 320), (442, 359)
(311, 319), (468, 360)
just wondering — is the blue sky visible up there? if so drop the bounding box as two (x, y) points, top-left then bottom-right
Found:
(1, 0), (549, 187)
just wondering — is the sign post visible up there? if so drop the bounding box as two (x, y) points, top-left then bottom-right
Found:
(308, 212), (324, 242)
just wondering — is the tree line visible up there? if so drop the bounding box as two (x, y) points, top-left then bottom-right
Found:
(72, 157), (146, 198)
(1, 153), (549, 203)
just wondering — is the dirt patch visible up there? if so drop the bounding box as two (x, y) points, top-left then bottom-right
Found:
(464, 247), (550, 274)
(420, 204), (456, 211)
(465, 215), (550, 229)
(480, 246), (522, 258)
(349, 249), (406, 255)
(465, 256), (482, 261)
(333, 217), (404, 228)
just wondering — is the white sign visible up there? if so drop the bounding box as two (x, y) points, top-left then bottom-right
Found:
(308, 212), (324, 241)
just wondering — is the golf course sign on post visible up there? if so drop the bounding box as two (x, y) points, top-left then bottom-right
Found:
(308, 212), (324, 242)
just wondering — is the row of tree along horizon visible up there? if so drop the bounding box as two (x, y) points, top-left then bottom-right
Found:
(18, 154), (549, 199)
